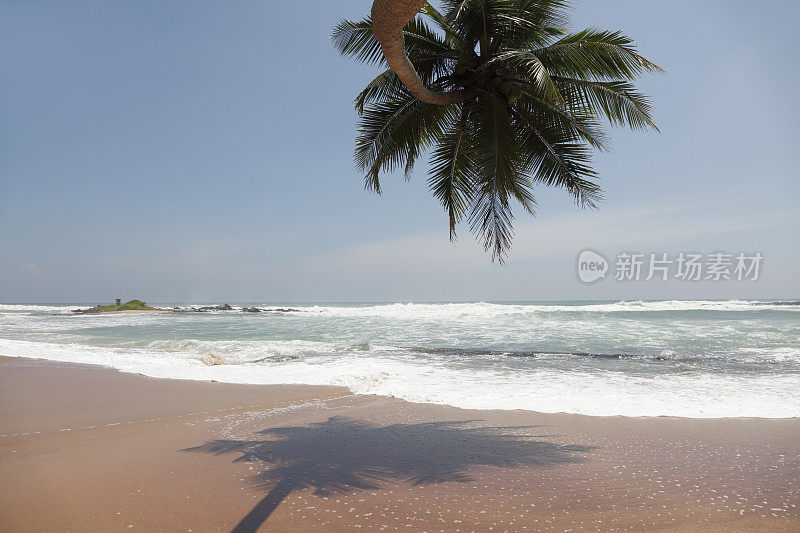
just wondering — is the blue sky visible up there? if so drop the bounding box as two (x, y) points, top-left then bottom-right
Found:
(1, 0), (798, 303)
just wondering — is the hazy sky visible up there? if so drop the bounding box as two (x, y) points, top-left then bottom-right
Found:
(1, 0), (798, 303)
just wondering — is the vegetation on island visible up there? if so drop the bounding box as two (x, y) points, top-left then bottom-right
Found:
(97, 299), (154, 312)
(74, 300), (156, 314)
(333, 0), (660, 261)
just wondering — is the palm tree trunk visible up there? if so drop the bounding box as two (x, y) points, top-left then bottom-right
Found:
(371, 0), (472, 105)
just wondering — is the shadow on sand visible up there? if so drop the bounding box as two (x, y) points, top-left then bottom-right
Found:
(183, 416), (594, 532)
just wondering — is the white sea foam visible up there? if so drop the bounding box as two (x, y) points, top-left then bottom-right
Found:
(2, 299), (797, 418)
(739, 347), (800, 364)
(1, 338), (797, 418)
(0, 304), (77, 313)
(293, 300), (800, 318)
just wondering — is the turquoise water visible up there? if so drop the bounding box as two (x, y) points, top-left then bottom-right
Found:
(1, 300), (798, 417)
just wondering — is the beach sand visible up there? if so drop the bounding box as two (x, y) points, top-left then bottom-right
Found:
(0, 357), (797, 532)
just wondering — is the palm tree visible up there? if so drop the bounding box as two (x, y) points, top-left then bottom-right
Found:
(333, 0), (661, 262)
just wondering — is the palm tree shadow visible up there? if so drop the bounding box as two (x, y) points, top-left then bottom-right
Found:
(182, 416), (594, 533)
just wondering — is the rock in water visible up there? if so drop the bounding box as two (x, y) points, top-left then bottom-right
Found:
(196, 304), (234, 312)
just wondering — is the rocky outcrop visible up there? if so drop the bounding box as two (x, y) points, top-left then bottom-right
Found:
(194, 304), (234, 312)
(72, 305), (105, 314)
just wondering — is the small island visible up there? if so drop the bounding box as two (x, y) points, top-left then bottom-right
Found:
(71, 300), (299, 314)
(72, 299), (166, 314)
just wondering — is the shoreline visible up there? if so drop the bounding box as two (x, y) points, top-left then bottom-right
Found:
(2, 352), (797, 421)
(1, 356), (798, 531)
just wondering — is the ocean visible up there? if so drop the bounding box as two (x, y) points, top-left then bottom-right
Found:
(1, 300), (797, 418)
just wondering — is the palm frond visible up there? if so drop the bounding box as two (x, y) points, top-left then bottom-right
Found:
(420, 3), (465, 49)
(535, 29), (662, 80)
(428, 105), (478, 238)
(554, 77), (658, 130)
(331, 18), (385, 66)
(355, 63), (444, 114)
(466, 95), (532, 262)
(494, 0), (569, 48)
(332, 16), (458, 67)
(442, 0), (494, 53)
(512, 101), (602, 208)
(356, 90), (452, 193)
(518, 89), (609, 149)
(403, 15), (460, 60)
(355, 70), (405, 115)
(483, 49), (561, 102)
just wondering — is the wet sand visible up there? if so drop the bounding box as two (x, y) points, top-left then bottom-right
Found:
(0, 357), (798, 532)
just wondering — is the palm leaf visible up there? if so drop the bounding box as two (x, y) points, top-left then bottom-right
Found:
(518, 89), (609, 149)
(554, 77), (658, 130)
(483, 49), (562, 102)
(467, 95), (531, 262)
(356, 90), (452, 193)
(512, 101), (602, 208)
(428, 105), (478, 238)
(535, 29), (662, 80)
(331, 18), (385, 66)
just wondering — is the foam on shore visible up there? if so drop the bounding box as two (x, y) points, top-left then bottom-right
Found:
(1, 337), (798, 418)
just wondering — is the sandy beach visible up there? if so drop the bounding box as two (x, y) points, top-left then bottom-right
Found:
(3, 0), (798, 530)
(0, 356), (796, 532)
